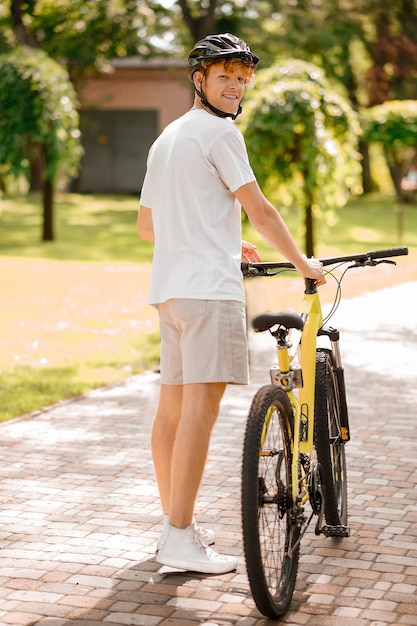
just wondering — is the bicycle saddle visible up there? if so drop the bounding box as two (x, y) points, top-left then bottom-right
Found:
(252, 310), (305, 333)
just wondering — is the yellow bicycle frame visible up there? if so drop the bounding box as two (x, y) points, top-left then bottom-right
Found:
(276, 285), (323, 504)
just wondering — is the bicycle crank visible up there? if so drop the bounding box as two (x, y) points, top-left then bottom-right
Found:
(309, 464), (323, 514)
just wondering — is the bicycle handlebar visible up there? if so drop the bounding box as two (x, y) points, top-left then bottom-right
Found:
(241, 247), (409, 277)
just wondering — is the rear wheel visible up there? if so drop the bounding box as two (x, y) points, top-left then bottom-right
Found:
(314, 350), (348, 526)
(242, 385), (300, 618)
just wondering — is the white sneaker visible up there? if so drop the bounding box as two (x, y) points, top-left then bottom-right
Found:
(157, 516), (215, 551)
(156, 523), (238, 574)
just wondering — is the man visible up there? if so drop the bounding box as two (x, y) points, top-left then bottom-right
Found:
(138, 33), (325, 574)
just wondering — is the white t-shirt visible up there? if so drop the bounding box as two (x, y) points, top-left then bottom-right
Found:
(140, 108), (256, 305)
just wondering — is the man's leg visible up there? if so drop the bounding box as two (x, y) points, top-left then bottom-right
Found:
(169, 382), (226, 529)
(151, 384), (183, 515)
(155, 381), (237, 574)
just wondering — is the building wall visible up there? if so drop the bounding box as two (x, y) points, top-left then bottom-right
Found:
(78, 60), (193, 134)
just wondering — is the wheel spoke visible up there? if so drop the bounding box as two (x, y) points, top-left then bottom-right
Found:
(242, 385), (300, 618)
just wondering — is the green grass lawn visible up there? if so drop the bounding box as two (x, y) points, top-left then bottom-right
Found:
(0, 338), (161, 422)
(244, 194), (417, 259)
(0, 191), (416, 421)
(0, 192), (154, 263)
(1, 191), (416, 263)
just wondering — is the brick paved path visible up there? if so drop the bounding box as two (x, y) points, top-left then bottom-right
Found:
(0, 283), (416, 626)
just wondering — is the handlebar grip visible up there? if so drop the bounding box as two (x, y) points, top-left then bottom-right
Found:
(368, 247), (408, 259)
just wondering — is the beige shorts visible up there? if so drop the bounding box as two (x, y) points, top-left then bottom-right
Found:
(157, 299), (249, 385)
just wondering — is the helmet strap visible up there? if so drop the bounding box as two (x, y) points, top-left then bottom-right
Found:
(195, 85), (242, 121)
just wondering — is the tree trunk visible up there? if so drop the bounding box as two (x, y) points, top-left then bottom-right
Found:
(359, 139), (374, 193)
(345, 60), (374, 194)
(11, 0), (42, 191)
(177, 0), (218, 41)
(30, 148), (44, 192)
(42, 178), (55, 241)
(305, 202), (314, 258)
(10, 0), (37, 46)
(384, 146), (406, 203)
(395, 202), (404, 245)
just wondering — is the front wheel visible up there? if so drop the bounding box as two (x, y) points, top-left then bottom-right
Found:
(242, 385), (300, 618)
(315, 350), (348, 527)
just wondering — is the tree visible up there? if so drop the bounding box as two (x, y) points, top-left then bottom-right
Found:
(176, 0), (219, 41)
(362, 0), (417, 105)
(145, 1), (416, 199)
(2, 1), (156, 195)
(361, 100), (417, 241)
(140, 1), (283, 57)
(362, 100), (417, 196)
(0, 46), (83, 240)
(249, 1), (417, 192)
(239, 60), (362, 257)
(2, 1), (149, 74)
(10, 0), (37, 47)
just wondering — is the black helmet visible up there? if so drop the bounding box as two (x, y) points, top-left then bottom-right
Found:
(188, 33), (260, 80)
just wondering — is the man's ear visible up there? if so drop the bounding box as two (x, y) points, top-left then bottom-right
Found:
(193, 71), (203, 90)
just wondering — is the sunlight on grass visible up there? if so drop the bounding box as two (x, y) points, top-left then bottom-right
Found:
(1, 191), (416, 263)
(0, 364), (88, 422)
(245, 193), (417, 259)
(350, 228), (381, 243)
(0, 190), (416, 422)
(0, 192), (154, 263)
(0, 332), (160, 422)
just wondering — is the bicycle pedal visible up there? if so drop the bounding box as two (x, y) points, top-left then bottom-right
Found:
(322, 524), (350, 538)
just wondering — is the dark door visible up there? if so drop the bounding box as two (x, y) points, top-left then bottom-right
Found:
(78, 110), (157, 193)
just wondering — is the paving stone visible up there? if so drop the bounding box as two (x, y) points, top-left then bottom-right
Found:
(0, 283), (416, 625)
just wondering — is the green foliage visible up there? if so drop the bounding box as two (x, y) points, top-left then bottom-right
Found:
(361, 100), (417, 199)
(239, 60), (362, 225)
(248, 0), (417, 104)
(27, 0), (143, 68)
(0, 46), (83, 184)
(0, 1), (145, 64)
(361, 100), (417, 147)
(0, 3), (14, 54)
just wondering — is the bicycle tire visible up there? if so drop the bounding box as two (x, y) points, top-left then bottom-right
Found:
(314, 349), (348, 526)
(242, 385), (300, 618)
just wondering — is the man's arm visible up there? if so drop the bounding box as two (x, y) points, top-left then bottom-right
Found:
(235, 181), (325, 284)
(137, 204), (155, 242)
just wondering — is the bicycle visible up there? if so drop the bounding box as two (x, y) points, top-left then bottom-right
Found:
(240, 247), (408, 619)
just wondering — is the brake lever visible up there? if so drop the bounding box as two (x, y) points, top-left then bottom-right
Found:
(350, 258), (397, 269)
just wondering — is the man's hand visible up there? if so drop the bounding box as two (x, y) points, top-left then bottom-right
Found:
(137, 205), (155, 242)
(296, 257), (326, 286)
(242, 240), (261, 262)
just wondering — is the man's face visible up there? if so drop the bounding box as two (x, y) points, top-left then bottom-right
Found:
(196, 61), (248, 116)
